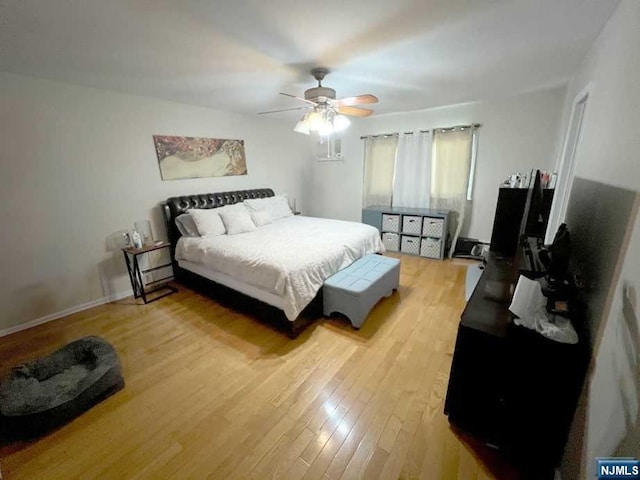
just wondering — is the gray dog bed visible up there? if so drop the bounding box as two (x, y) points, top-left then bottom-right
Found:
(0, 336), (124, 439)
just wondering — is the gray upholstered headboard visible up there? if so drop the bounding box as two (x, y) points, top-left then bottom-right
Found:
(162, 188), (275, 260)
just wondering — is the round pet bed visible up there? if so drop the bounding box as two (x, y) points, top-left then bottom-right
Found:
(0, 336), (124, 439)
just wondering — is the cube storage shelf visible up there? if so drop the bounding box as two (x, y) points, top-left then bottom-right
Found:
(362, 206), (451, 260)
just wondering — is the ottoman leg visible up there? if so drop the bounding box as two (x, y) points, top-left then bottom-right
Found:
(350, 311), (367, 329)
(340, 304), (367, 329)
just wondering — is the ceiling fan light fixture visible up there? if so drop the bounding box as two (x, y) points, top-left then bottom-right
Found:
(261, 69), (378, 133)
(318, 120), (335, 137)
(258, 67), (378, 132)
(333, 114), (350, 132)
(293, 118), (310, 135)
(306, 111), (323, 131)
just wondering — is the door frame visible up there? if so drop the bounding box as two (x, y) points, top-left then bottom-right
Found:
(545, 84), (591, 244)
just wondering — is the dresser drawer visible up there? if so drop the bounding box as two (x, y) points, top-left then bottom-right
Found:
(402, 215), (422, 235)
(420, 237), (442, 259)
(382, 232), (400, 252)
(422, 217), (444, 238)
(382, 214), (400, 232)
(400, 235), (420, 255)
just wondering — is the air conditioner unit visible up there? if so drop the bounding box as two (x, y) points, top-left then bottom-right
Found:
(316, 137), (343, 161)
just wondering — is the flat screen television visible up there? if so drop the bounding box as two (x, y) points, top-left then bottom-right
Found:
(520, 169), (547, 239)
(489, 187), (529, 256)
(520, 170), (554, 271)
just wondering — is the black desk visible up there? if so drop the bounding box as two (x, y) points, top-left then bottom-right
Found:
(444, 254), (589, 476)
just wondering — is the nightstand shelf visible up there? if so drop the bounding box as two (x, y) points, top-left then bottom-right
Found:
(122, 241), (177, 304)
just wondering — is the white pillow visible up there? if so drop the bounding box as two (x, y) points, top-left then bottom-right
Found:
(244, 195), (293, 221)
(250, 210), (273, 227)
(243, 197), (268, 212)
(217, 203), (247, 215)
(175, 214), (200, 237)
(187, 208), (226, 237)
(219, 207), (257, 235)
(270, 196), (294, 220)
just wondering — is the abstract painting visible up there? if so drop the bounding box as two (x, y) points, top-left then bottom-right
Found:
(153, 135), (248, 180)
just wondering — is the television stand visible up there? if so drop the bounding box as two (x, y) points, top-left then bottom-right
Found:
(444, 253), (589, 476)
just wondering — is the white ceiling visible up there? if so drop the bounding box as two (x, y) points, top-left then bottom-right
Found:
(0, 0), (619, 117)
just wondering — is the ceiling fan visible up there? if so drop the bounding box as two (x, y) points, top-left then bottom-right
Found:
(258, 68), (378, 136)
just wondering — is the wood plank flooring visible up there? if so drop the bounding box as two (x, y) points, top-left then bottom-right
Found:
(0, 255), (521, 479)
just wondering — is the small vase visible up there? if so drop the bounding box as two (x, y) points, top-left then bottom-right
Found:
(132, 231), (143, 249)
(134, 220), (153, 246)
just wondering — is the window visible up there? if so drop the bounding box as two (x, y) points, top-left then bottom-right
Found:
(431, 128), (475, 204)
(362, 126), (478, 209)
(362, 135), (398, 207)
(316, 137), (343, 161)
(362, 125), (479, 257)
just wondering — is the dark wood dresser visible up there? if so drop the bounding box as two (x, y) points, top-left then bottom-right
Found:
(444, 253), (589, 476)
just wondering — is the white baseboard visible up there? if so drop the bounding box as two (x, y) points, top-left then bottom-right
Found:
(0, 289), (132, 338)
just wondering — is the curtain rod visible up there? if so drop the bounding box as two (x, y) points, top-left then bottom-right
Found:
(360, 123), (481, 139)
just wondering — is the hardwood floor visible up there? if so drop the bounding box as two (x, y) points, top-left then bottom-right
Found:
(0, 255), (520, 479)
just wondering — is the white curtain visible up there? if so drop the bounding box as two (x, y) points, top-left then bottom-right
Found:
(430, 127), (475, 257)
(362, 135), (398, 207)
(392, 131), (432, 208)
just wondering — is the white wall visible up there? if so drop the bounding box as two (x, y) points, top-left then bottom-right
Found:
(0, 72), (310, 333)
(555, 1), (640, 478)
(305, 87), (566, 242)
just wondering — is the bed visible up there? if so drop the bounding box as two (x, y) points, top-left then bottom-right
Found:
(162, 189), (384, 335)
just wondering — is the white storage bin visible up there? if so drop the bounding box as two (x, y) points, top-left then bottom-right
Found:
(402, 215), (422, 234)
(382, 214), (400, 232)
(400, 235), (420, 255)
(420, 237), (442, 259)
(382, 232), (400, 252)
(422, 217), (444, 238)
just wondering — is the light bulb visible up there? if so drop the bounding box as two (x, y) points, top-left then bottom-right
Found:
(318, 120), (334, 137)
(333, 115), (351, 132)
(306, 112), (323, 131)
(293, 119), (310, 135)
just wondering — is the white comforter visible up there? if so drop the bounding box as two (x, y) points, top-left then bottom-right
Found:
(176, 215), (385, 320)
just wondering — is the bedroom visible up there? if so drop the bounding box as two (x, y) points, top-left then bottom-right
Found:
(0, 1), (638, 479)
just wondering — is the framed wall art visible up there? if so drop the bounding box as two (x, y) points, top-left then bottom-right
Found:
(153, 135), (248, 180)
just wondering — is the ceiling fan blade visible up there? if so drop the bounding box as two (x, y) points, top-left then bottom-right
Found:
(336, 94), (379, 107)
(279, 92), (317, 105)
(257, 106), (311, 115)
(336, 106), (374, 117)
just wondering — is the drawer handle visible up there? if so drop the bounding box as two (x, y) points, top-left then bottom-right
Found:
(409, 219), (415, 223)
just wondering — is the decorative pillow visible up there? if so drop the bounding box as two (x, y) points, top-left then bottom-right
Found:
(218, 207), (257, 235)
(250, 210), (273, 227)
(214, 203), (245, 217)
(244, 195), (293, 221)
(243, 197), (268, 212)
(175, 214), (200, 237)
(187, 208), (226, 237)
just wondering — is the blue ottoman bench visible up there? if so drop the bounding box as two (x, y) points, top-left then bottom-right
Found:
(0, 336), (124, 439)
(323, 254), (400, 329)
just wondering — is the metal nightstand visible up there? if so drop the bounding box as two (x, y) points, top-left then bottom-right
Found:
(122, 242), (177, 304)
